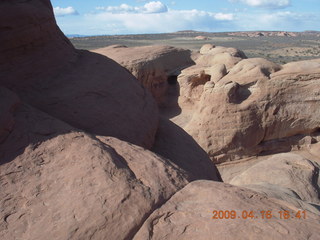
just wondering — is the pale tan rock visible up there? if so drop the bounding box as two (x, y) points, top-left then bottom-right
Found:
(196, 46), (246, 71)
(271, 59), (320, 78)
(195, 35), (209, 40)
(217, 58), (282, 86)
(218, 148), (320, 215)
(93, 45), (194, 105)
(184, 58), (320, 162)
(177, 66), (211, 106)
(196, 52), (242, 71)
(199, 43), (215, 54)
(134, 181), (320, 240)
(207, 46), (247, 58)
(230, 152), (320, 204)
(205, 63), (227, 83)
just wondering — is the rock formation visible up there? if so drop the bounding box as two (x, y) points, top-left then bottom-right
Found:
(0, 1), (220, 239)
(166, 43), (320, 162)
(0, 1), (159, 149)
(0, 88), (192, 240)
(93, 45), (194, 105)
(228, 31), (298, 37)
(1, 0), (320, 239)
(134, 180), (320, 240)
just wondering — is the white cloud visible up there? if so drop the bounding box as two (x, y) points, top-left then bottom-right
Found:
(54, 6), (78, 17)
(232, 11), (319, 31)
(144, 1), (168, 13)
(54, 1), (320, 35)
(232, 0), (291, 9)
(214, 13), (234, 20)
(83, 8), (234, 35)
(97, 1), (168, 14)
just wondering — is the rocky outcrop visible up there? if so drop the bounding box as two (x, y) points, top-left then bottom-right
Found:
(0, 0), (76, 88)
(229, 152), (320, 204)
(0, 0), (158, 149)
(167, 45), (247, 127)
(195, 35), (209, 40)
(134, 180), (320, 240)
(93, 45), (194, 105)
(0, 2), (223, 239)
(195, 45), (247, 71)
(0, 89), (192, 240)
(2, 1), (320, 239)
(217, 145), (320, 221)
(228, 31), (298, 37)
(172, 43), (320, 162)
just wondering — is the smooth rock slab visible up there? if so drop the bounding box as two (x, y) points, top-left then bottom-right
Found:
(134, 181), (320, 240)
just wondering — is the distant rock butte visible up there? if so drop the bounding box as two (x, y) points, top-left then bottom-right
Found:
(228, 31), (298, 37)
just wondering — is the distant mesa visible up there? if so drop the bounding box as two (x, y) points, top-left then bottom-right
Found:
(228, 31), (298, 37)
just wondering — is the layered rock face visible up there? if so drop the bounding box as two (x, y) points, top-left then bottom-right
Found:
(93, 45), (194, 105)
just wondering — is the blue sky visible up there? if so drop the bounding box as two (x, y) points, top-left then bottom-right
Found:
(51, 0), (320, 35)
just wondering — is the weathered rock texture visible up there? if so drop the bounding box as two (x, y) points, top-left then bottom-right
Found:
(172, 45), (247, 126)
(93, 45), (194, 105)
(230, 152), (320, 204)
(0, 89), (192, 240)
(218, 145), (320, 217)
(0, 0), (158, 149)
(0, 2), (223, 239)
(173, 43), (320, 162)
(2, 0), (320, 239)
(134, 181), (320, 240)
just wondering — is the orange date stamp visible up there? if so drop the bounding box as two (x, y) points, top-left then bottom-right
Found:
(212, 210), (307, 220)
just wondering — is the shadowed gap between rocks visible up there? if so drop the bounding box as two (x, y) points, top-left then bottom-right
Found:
(258, 129), (320, 157)
(159, 74), (182, 118)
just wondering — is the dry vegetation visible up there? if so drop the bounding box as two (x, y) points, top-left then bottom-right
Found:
(70, 31), (320, 64)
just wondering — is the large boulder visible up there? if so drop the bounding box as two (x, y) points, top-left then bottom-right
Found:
(93, 45), (194, 105)
(217, 146), (320, 220)
(134, 181), (320, 240)
(0, 0), (158, 149)
(0, 0), (76, 87)
(0, 88), (192, 240)
(229, 152), (320, 204)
